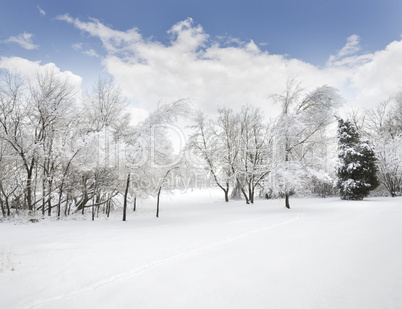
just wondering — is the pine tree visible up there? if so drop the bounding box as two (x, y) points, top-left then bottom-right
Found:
(337, 119), (379, 200)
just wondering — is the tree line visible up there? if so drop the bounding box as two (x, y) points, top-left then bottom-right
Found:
(0, 69), (401, 220)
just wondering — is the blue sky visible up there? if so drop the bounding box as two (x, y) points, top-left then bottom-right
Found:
(1, 0), (402, 114)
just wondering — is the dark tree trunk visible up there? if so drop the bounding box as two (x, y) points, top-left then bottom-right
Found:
(155, 168), (178, 217)
(26, 158), (35, 211)
(285, 193), (290, 209)
(224, 189), (229, 202)
(41, 174), (46, 216)
(123, 173), (130, 221)
(0, 198), (5, 217)
(210, 169), (229, 202)
(248, 182), (254, 204)
(81, 176), (87, 215)
(26, 174), (33, 211)
(106, 200), (111, 218)
(284, 148), (291, 209)
(240, 185), (250, 204)
(156, 187), (162, 218)
(6, 198), (10, 216)
(57, 185), (64, 219)
(4, 195), (11, 217)
(47, 180), (53, 217)
(251, 188), (255, 204)
(133, 196), (136, 212)
(91, 196), (95, 221)
(0, 184), (12, 217)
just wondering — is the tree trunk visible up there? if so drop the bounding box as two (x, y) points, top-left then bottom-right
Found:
(0, 184), (12, 217)
(240, 184), (250, 204)
(285, 193), (290, 209)
(47, 179), (53, 216)
(96, 196), (101, 218)
(5, 195), (11, 216)
(26, 175), (33, 211)
(26, 158), (35, 211)
(123, 173), (130, 221)
(247, 180), (255, 204)
(224, 189), (229, 202)
(64, 194), (69, 217)
(91, 197), (95, 221)
(57, 185), (64, 219)
(0, 198), (5, 217)
(67, 195), (72, 216)
(6, 197), (10, 216)
(41, 177), (46, 216)
(156, 187), (162, 218)
(133, 196), (137, 212)
(284, 147), (291, 209)
(81, 176), (87, 215)
(230, 181), (242, 200)
(106, 200), (111, 218)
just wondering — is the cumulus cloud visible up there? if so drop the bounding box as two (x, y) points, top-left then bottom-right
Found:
(5, 32), (39, 50)
(0, 56), (83, 91)
(349, 40), (402, 106)
(56, 16), (402, 114)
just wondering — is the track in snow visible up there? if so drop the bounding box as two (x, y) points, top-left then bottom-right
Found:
(27, 213), (303, 309)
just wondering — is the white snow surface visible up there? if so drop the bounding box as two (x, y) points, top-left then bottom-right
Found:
(1, 190), (402, 309)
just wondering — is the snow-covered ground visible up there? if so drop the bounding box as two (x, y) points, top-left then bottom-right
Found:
(1, 190), (402, 309)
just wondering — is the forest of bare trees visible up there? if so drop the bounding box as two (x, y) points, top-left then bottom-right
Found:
(1, 68), (401, 220)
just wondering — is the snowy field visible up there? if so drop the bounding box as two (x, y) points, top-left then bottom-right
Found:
(1, 190), (402, 309)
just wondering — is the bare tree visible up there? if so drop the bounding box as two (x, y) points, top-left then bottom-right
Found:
(237, 105), (273, 204)
(120, 99), (190, 218)
(189, 111), (231, 202)
(29, 69), (77, 215)
(366, 98), (402, 197)
(85, 77), (126, 132)
(0, 70), (37, 211)
(272, 78), (343, 208)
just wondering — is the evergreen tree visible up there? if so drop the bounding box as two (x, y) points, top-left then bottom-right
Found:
(337, 119), (379, 200)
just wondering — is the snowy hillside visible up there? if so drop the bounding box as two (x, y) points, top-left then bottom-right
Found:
(1, 190), (401, 309)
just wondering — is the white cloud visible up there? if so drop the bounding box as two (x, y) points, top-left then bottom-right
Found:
(126, 105), (149, 125)
(83, 49), (99, 58)
(5, 32), (39, 50)
(72, 43), (99, 58)
(167, 18), (208, 53)
(0, 56), (82, 92)
(57, 17), (402, 114)
(328, 35), (361, 66)
(324, 36), (402, 109)
(349, 40), (402, 106)
(37, 5), (46, 16)
(72, 42), (83, 51)
(56, 14), (141, 55)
